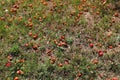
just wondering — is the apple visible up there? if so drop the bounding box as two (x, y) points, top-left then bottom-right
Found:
(112, 77), (118, 80)
(114, 13), (119, 17)
(59, 63), (63, 67)
(14, 77), (19, 80)
(29, 32), (32, 36)
(92, 59), (98, 64)
(64, 59), (69, 65)
(28, 4), (32, 7)
(24, 43), (29, 47)
(98, 51), (103, 57)
(16, 70), (24, 75)
(5, 62), (11, 67)
(33, 45), (38, 50)
(33, 34), (38, 39)
(77, 73), (82, 77)
(89, 43), (94, 48)
(109, 45), (113, 49)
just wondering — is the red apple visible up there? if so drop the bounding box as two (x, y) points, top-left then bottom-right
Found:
(33, 45), (38, 50)
(33, 34), (38, 39)
(29, 32), (32, 36)
(98, 51), (103, 57)
(59, 63), (63, 67)
(109, 45), (113, 49)
(16, 70), (24, 75)
(112, 77), (118, 80)
(89, 43), (94, 48)
(24, 43), (29, 47)
(5, 62), (11, 67)
(14, 77), (19, 80)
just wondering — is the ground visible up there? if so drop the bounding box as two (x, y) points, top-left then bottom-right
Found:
(0, 0), (120, 80)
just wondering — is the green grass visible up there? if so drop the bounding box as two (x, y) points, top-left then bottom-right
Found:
(0, 0), (120, 80)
